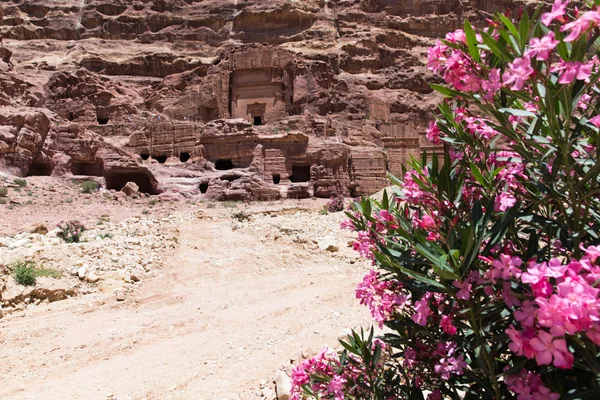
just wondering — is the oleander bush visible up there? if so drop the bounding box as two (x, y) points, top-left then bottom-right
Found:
(292, 2), (600, 399)
(56, 220), (86, 243)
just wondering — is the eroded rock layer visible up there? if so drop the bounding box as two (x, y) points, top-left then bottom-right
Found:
(0, 0), (520, 199)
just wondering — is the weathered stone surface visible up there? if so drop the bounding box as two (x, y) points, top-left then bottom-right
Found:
(0, 0), (524, 199)
(121, 181), (139, 197)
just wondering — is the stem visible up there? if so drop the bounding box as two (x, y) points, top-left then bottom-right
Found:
(469, 302), (502, 399)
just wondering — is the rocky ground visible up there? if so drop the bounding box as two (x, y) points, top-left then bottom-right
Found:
(0, 175), (373, 400)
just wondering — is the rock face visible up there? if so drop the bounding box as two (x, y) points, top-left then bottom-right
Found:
(0, 0), (521, 199)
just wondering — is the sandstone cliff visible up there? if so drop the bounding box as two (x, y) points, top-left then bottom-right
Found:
(0, 0), (521, 200)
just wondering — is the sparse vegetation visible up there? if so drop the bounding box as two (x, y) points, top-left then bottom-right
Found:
(97, 233), (113, 240)
(148, 198), (158, 206)
(81, 180), (98, 194)
(57, 220), (86, 243)
(12, 260), (61, 286)
(0, 198), (7, 205)
(13, 178), (27, 188)
(324, 195), (345, 213)
(223, 201), (239, 208)
(232, 209), (250, 222)
(0, 186), (7, 197)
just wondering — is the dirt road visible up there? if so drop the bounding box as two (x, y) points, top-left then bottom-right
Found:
(0, 210), (372, 399)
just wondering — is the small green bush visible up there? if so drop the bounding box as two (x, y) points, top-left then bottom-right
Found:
(14, 261), (37, 286)
(81, 180), (98, 193)
(13, 260), (61, 286)
(0, 186), (7, 197)
(148, 199), (158, 206)
(0, 198), (7, 205)
(13, 178), (27, 188)
(232, 209), (250, 222)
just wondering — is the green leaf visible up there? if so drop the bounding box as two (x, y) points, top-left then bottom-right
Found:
(464, 20), (481, 63)
(480, 31), (513, 61)
(498, 108), (537, 118)
(430, 84), (462, 98)
(498, 13), (520, 41)
(470, 162), (487, 188)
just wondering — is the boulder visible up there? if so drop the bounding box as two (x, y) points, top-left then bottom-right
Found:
(275, 370), (292, 400)
(121, 181), (140, 197)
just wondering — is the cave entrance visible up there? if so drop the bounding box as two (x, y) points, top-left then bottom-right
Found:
(200, 106), (219, 122)
(152, 155), (167, 163)
(105, 170), (155, 194)
(96, 108), (110, 125)
(272, 173), (280, 184)
(253, 116), (263, 126)
(72, 161), (104, 176)
(179, 152), (190, 162)
(290, 165), (311, 182)
(26, 162), (53, 176)
(140, 153), (150, 160)
(199, 183), (209, 194)
(215, 159), (234, 170)
(67, 112), (74, 121)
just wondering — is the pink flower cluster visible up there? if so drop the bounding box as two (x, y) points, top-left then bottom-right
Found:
(427, 31), (482, 92)
(427, 0), (600, 103)
(502, 247), (600, 369)
(290, 342), (386, 399)
(432, 341), (468, 380)
(505, 369), (560, 400)
(290, 348), (342, 400)
(356, 270), (410, 328)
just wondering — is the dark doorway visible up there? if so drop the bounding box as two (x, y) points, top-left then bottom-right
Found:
(72, 161), (104, 176)
(215, 159), (234, 170)
(152, 155), (167, 163)
(140, 153), (150, 160)
(179, 152), (191, 162)
(67, 112), (74, 121)
(199, 183), (209, 194)
(290, 165), (311, 182)
(26, 162), (53, 176)
(253, 116), (263, 126)
(272, 174), (280, 184)
(105, 170), (155, 194)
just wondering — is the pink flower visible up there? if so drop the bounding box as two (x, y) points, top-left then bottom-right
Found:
(541, 0), (568, 26)
(427, 40), (449, 74)
(526, 32), (559, 61)
(488, 254), (523, 283)
(514, 300), (537, 327)
(503, 56), (534, 91)
(562, 11), (600, 42)
(482, 68), (502, 100)
(327, 375), (346, 400)
(495, 191), (516, 212)
(412, 295), (431, 326)
(434, 354), (467, 380)
(427, 390), (442, 400)
(453, 279), (472, 300)
(590, 115), (600, 128)
(551, 60), (593, 84)
(506, 369), (560, 400)
(426, 121), (441, 144)
(529, 330), (574, 369)
(441, 315), (457, 335)
(445, 29), (466, 44)
(418, 215), (437, 229)
(578, 93), (592, 110)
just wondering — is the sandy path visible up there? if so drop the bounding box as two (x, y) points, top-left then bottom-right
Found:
(0, 214), (371, 399)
